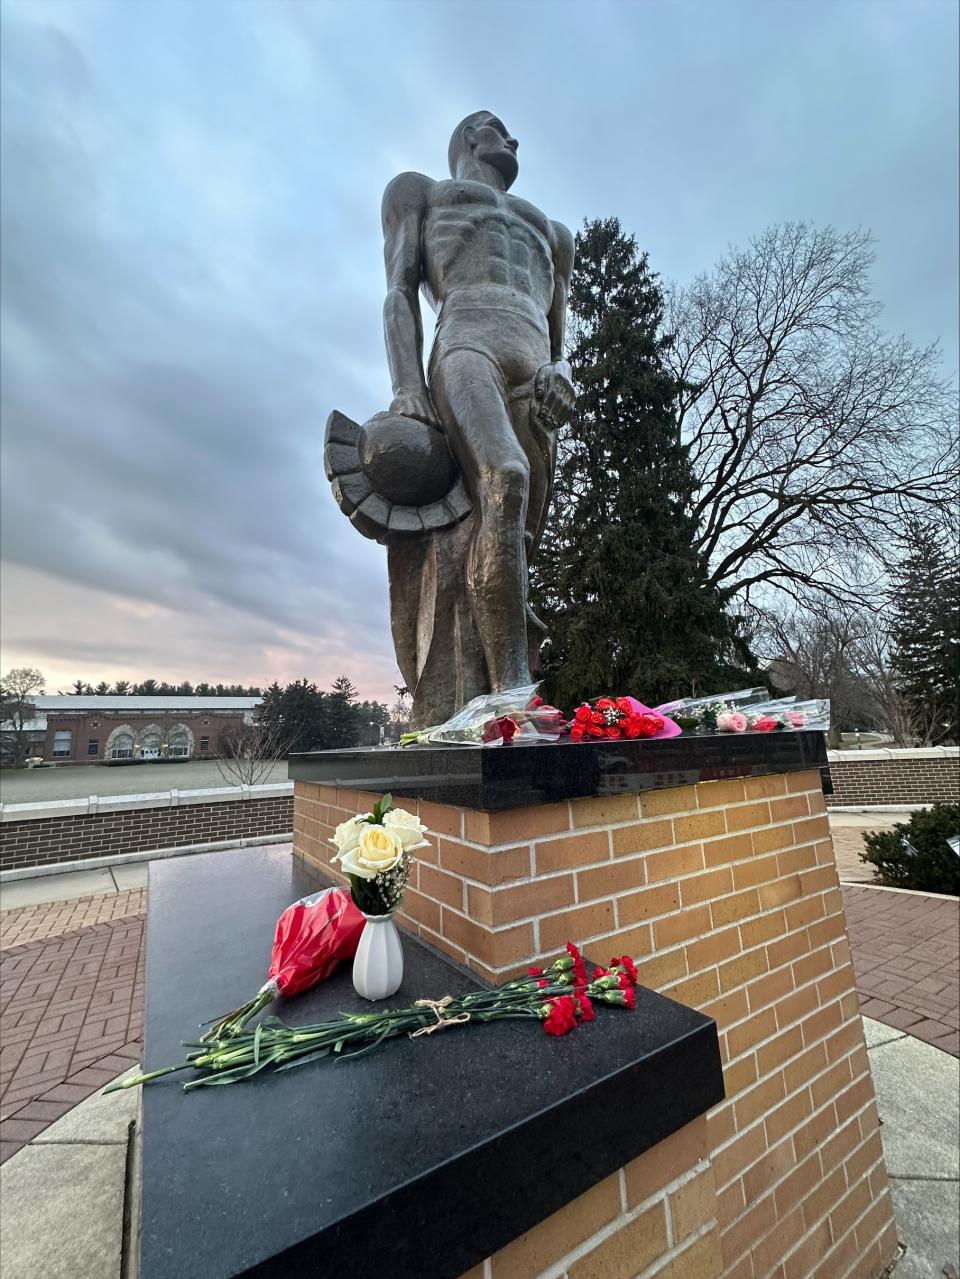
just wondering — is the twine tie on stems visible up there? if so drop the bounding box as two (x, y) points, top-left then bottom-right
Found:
(410, 995), (471, 1037)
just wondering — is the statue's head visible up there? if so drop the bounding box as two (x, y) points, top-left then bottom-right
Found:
(448, 111), (519, 189)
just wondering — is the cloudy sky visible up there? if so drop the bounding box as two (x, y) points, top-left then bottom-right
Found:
(1, 0), (957, 702)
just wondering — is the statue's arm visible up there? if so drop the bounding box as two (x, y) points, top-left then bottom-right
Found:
(382, 171), (438, 426)
(533, 221), (576, 429)
(547, 221), (575, 363)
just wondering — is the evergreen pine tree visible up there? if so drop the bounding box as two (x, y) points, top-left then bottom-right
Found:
(889, 519), (960, 743)
(530, 218), (752, 710)
(324, 676), (361, 749)
(256, 679), (327, 754)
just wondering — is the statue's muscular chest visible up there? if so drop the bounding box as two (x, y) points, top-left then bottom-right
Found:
(424, 181), (553, 278)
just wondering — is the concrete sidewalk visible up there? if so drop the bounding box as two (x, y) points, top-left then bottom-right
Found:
(863, 1019), (960, 1278)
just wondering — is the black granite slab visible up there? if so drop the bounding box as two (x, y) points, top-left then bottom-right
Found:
(289, 730), (828, 811)
(140, 847), (724, 1279)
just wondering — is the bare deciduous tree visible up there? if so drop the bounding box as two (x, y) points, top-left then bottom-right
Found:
(669, 223), (958, 610)
(0, 667), (45, 766)
(760, 601), (952, 748)
(215, 716), (284, 788)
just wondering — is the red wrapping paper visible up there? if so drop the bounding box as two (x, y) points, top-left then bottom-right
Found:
(267, 887), (365, 998)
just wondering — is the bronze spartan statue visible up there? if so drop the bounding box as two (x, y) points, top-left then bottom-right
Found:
(325, 112), (575, 727)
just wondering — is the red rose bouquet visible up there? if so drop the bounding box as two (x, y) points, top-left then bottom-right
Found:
(199, 887), (365, 1040)
(569, 696), (679, 742)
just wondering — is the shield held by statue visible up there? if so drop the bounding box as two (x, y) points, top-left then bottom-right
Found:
(324, 408), (485, 725)
(323, 408), (472, 543)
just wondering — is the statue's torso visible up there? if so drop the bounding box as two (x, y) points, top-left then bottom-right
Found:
(423, 180), (556, 320)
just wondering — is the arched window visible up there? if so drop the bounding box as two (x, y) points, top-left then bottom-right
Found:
(167, 728), (191, 758)
(140, 731), (162, 759)
(111, 732), (135, 760)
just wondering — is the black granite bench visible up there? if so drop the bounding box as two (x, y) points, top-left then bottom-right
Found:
(140, 846), (724, 1279)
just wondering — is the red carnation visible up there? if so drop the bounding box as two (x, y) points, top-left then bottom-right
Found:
(543, 995), (577, 1036)
(566, 941), (588, 988)
(621, 985), (637, 1009)
(529, 966), (543, 976)
(576, 992), (596, 1022)
(613, 954), (638, 985)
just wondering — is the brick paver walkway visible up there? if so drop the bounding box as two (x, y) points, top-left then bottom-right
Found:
(0, 896), (145, 1164)
(842, 883), (959, 1057)
(0, 887), (147, 948)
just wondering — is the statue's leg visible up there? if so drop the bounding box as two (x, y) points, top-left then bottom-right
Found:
(509, 395), (557, 674)
(431, 350), (533, 692)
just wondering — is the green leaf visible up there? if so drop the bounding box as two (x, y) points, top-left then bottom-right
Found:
(274, 1047), (332, 1072)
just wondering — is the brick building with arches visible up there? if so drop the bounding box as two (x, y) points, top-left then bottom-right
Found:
(15, 696), (260, 765)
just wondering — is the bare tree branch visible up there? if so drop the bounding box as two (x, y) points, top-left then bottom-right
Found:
(668, 224), (959, 610)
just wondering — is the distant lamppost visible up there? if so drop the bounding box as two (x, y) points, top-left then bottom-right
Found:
(369, 720), (385, 746)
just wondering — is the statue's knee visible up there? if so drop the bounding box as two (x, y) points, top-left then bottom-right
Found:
(480, 463), (528, 519)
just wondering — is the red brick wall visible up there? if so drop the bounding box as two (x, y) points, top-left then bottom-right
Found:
(296, 774), (898, 1279)
(0, 796), (292, 871)
(826, 749), (959, 807)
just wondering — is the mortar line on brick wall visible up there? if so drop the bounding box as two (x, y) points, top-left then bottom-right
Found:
(636, 1219), (720, 1279)
(817, 1171), (894, 1279)
(700, 939), (856, 1050)
(771, 1152), (888, 1277)
(446, 798), (812, 854)
(523, 1159), (715, 1279)
(709, 1007), (869, 1159)
(417, 840), (836, 942)
(719, 1127), (885, 1274)
(712, 1058), (879, 1207)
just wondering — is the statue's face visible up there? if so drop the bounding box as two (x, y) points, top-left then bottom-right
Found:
(468, 116), (519, 188)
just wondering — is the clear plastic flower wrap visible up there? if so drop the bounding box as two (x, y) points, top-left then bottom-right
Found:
(654, 689), (830, 733)
(401, 684), (566, 747)
(745, 699), (831, 731)
(655, 687), (769, 718)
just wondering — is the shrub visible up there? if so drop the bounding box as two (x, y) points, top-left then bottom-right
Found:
(861, 804), (960, 895)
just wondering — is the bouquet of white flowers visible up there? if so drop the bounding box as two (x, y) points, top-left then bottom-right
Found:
(329, 793), (429, 915)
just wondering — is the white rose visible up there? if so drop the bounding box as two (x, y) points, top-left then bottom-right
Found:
(383, 807), (430, 850)
(339, 823), (403, 879)
(329, 814), (371, 858)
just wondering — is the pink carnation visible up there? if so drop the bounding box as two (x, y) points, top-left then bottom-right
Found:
(717, 711), (747, 732)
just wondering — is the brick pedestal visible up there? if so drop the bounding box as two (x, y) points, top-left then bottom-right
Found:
(293, 767), (898, 1279)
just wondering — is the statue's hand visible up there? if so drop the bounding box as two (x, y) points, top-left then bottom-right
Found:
(390, 387), (441, 429)
(534, 361), (575, 430)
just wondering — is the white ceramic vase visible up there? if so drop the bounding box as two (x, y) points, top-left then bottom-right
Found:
(352, 912), (404, 1001)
